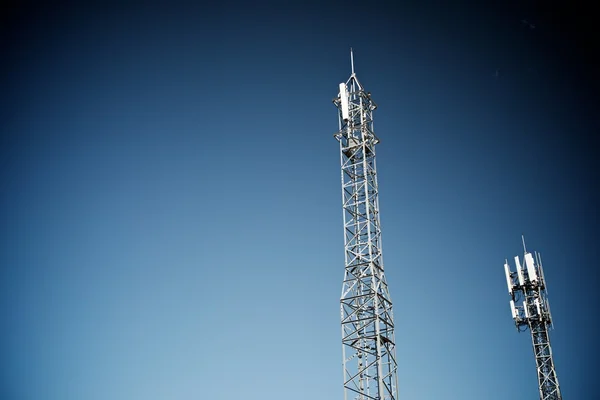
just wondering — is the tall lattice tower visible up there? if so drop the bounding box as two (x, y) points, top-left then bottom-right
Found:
(333, 50), (399, 400)
(503, 237), (562, 400)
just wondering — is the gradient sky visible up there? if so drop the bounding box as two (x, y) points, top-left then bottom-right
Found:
(1, 1), (598, 399)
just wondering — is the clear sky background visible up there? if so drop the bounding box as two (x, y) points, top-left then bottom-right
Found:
(1, 1), (598, 399)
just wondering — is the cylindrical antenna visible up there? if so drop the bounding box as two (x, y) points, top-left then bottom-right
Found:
(521, 234), (527, 253)
(350, 48), (354, 75)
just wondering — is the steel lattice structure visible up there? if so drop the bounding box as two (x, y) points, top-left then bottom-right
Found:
(504, 237), (562, 400)
(333, 51), (399, 400)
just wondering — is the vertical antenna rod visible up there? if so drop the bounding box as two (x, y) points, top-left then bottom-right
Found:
(333, 52), (398, 400)
(503, 238), (562, 400)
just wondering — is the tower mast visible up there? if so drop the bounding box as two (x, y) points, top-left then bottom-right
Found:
(503, 237), (562, 400)
(333, 51), (399, 400)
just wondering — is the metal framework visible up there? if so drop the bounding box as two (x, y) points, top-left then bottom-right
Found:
(333, 50), (398, 400)
(504, 237), (562, 400)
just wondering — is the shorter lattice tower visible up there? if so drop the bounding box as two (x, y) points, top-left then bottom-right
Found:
(503, 236), (562, 400)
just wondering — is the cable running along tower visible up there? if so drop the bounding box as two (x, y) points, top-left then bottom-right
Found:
(503, 237), (562, 400)
(333, 50), (399, 400)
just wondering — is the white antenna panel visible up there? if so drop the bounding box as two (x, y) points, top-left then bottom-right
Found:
(536, 252), (545, 278)
(525, 253), (538, 282)
(523, 300), (529, 318)
(537, 253), (547, 291)
(504, 263), (513, 294)
(339, 83), (349, 120)
(546, 299), (554, 329)
(515, 256), (525, 286)
(535, 298), (542, 318)
(510, 300), (517, 320)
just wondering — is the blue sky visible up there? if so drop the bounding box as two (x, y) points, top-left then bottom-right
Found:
(1, 1), (597, 399)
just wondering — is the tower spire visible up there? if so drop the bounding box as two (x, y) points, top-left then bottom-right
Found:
(350, 48), (354, 75)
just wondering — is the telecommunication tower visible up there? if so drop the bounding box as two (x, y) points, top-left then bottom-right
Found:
(333, 50), (399, 400)
(503, 236), (562, 400)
